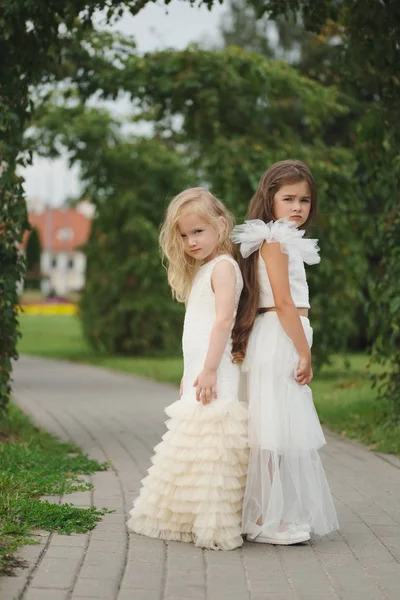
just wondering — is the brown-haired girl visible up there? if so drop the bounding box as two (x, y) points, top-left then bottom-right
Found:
(232, 160), (338, 545)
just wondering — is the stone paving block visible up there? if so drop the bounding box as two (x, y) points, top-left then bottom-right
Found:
(310, 540), (352, 555)
(83, 550), (124, 568)
(325, 570), (385, 600)
(208, 591), (250, 600)
(343, 534), (395, 563)
(18, 542), (45, 562)
(363, 513), (400, 527)
(25, 589), (68, 600)
(296, 594), (338, 600)
(129, 537), (164, 553)
(51, 533), (88, 547)
(37, 557), (81, 573)
(207, 571), (248, 592)
(370, 525), (400, 537)
(165, 579), (206, 599)
(285, 572), (335, 594)
(167, 555), (204, 572)
(249, 578), (293, 595)
(0, 575), (27, 599)
(334, 506), (362, 523)
(121, 563), (163, 590)
(165, 597), (204, 600)
(89, 527), (126, 544)
(43, 544), (84, 560)
(167, 541), (201, 558)
(165, 567), (205, 597)
(30, 567), (76, 590)
(78, 563), (122, 580)
(250, 594), (295, 600)
(127, 548), (164, 564)
(365, 563), (400, 600)
(121, 571), (162, 591)
(205, 550), (242, 568)
(73, 577), (118, 598)
(338, 522), (372, 534)
(86, 539), (125, 555)
(129, 537), (166, 556)
(118, 591), (160, 600)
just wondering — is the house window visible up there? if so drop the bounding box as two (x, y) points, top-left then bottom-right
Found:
(67, 257), (74, 270)
(56, 227), (74, 241)
(51, 256), (57, 269)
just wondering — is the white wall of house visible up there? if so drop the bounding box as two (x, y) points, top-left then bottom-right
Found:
(41, 250), (86, 295)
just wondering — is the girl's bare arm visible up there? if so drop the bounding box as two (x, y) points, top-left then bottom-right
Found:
(261, 241), (312, 385)
(193, 260), (237, 403)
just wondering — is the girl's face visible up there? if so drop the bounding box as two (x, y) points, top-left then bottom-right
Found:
(273, 180), (312, 227)
(178, 213), (220, 263)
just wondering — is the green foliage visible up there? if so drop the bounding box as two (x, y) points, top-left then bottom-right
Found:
(0, 403), (109, 574)
(79, 137), (191, 355)
(25, 227), (42, 274)
(250, 0), (400, 115)
(0, 0), (216, 413)
(369, 204), (400, 418)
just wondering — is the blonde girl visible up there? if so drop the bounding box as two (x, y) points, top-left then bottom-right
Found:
(128, 187), (248, 550)
(232, 160), (339, 545)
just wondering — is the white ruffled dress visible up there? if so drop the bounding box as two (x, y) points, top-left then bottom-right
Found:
(127, 254), (248, 550)
(232, 219), (339, 539)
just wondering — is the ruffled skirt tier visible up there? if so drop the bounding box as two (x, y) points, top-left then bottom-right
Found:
(127, 399), (249, 550)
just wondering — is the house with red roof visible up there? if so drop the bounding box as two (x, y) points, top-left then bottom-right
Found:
(22, 201), (94, 295)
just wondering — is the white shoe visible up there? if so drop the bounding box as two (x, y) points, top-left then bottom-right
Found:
(249, 529), (310, 545)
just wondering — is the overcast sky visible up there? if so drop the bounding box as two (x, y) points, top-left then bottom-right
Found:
(22, 2), (226, 207)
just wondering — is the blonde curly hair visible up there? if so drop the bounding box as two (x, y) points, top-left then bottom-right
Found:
(159, 187), (235, 303)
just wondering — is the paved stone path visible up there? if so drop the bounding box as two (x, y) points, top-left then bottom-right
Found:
(1, 356), (400, 600)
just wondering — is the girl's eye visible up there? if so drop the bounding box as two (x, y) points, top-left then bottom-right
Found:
(194, 229), (203, 233)
(301, 198), (311, 203)
(181, 234), (187, 238)
(284, 197), (292, 201)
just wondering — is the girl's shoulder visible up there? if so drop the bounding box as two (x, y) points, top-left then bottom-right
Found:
(204, 254), (243, 288)
(232, 218), (320, 265)
(201, 253), (240, 271)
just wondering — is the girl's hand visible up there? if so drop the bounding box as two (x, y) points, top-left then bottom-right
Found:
(193, 369), (217, 405)
(180, 377), (183, 397)
(296, 355), (313, 385)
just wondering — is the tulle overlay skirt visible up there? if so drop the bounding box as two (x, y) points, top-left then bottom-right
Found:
(242, 313), (339, 539)
(127, 398), (249, 550)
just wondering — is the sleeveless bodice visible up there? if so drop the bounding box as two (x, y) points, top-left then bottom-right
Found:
(232, 218), (320, 309)
(181, 254), (243, 405)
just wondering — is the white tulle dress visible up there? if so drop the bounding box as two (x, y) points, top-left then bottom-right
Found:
(127, 254), (248, 550)
(231, 219), (339, 539)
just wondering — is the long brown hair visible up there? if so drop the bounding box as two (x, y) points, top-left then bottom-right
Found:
(232, 160), (317, 362)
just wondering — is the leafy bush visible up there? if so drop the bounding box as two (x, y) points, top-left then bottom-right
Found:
(79, 139), (190, 355)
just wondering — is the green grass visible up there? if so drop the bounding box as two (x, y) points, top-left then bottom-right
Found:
(312, 355), (400, 455)
(17, 315), (399, 455)
(0, 404), (109, 576)
(18, 315), (183, 385)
